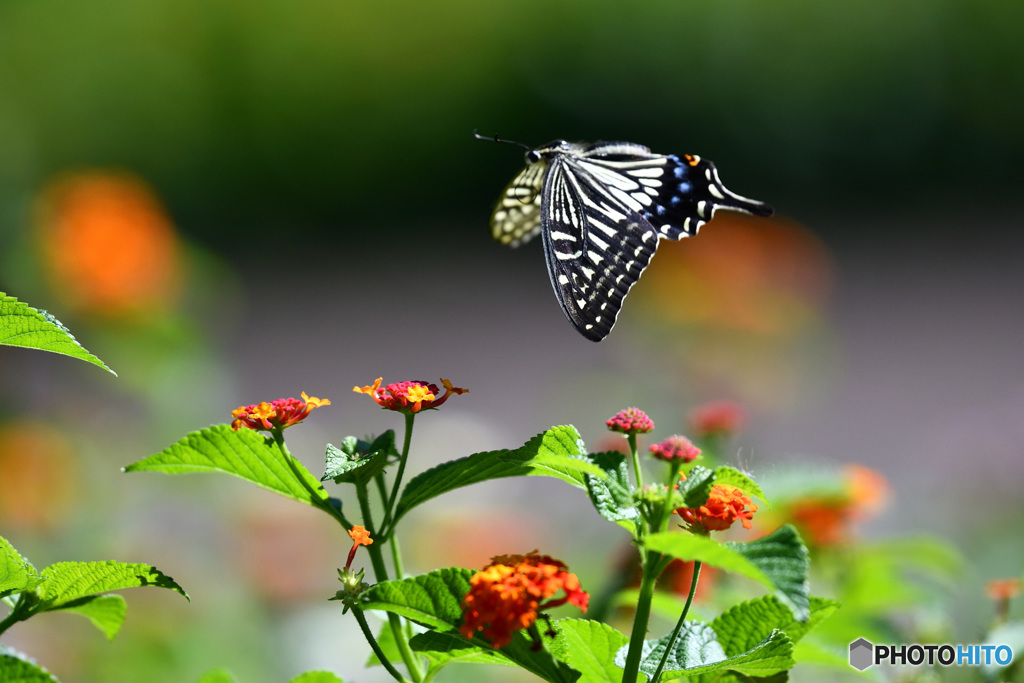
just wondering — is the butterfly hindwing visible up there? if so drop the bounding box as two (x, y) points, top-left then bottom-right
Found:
(490, 161), (544, 246)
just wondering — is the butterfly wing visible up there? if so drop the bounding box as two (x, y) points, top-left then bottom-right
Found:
(577, 145), (773, 242)
(489, 161), (545, 247)
(540, 155), (662, 342)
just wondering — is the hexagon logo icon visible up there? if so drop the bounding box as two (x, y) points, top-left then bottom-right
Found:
(849, 638), (874, 671)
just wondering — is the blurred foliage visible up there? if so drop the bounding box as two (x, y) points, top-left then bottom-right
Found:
(0, 0), (1022, 251)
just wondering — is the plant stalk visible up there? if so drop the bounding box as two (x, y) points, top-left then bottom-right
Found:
(651, 560), (702, 683)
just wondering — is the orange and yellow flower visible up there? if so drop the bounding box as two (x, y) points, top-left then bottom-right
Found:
(678, 484), (757, 532)
(461, 551), (589, 649)
(354, 377), (467, 414)
(231, 392), (330, 431)
(345, 525), (373, 570)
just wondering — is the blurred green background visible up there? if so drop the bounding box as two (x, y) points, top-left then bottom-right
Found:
(2, 0), (1024, 681)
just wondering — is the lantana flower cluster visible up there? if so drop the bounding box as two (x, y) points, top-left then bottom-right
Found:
(461, 552), (589, 649)
(354, 377), (467, 414)
(678, 484), (758, 532)
(231, 392), (330, 432)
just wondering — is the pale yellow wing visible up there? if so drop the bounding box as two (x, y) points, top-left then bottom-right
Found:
(490, 161), (545, 247)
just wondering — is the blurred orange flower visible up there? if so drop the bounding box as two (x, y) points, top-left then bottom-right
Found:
(0, 423), (76, 532)
(35, 170), (183, 317)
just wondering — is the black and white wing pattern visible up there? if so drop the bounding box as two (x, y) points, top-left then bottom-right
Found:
(486, 139), (773, 341)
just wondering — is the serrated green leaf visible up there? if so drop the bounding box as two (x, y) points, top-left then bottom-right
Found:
(47, 594), (127, 641)
(585, 451), (640, 534)
(726, 527), (809, 621)
(393, 426), (603, 525)
(678, 466), (716, 508)
(288, 672), (344, 683)
(362, 568), (580, 683)
(615, 623), (793, 681)
(0, 646), (60, 682)
(410, 629), (517, 667)
(322, 432), (394, 484)
(195, 668), (239, 683)
(0, 292), (114, 374)
(712, 467), (769, 508)
(125, 424), (330, 507)
(36, 561), (188, 609)
(1, 536), (41, 597)
(711, 596), (839, 657)
(549, 618), (629, 683)
(644, 526), (810, 621)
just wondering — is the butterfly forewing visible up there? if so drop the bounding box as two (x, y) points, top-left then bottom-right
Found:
(540, 156), (661, 341)
(490, 161), (545, 246)
(485, 137), (773, 341)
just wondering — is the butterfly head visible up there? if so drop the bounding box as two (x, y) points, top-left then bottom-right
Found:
(527, 140), (574, 164)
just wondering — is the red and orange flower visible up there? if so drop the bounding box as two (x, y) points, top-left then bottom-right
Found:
(354, 378), (467, 414)
(689, 401), (747, 440)
(231, 392), (330, 431)
(461, 552), (589, 649)
(678, 484), (757, 532)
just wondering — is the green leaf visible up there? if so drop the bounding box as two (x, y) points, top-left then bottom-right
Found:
(47, 594), (127, 641)
(549, 618), (629, 683)
(0, 646), (60, 682)
(410, 629), (517, 667)
(615, 622), (793, 681)
(711, 596), (840, 657)
(644, 526), (810, 621)
(0, 292), (114, 374)
(584, 451), (640, 534)
(678, 466), (716, 508)
(125, 424), (331, 507)
(36, 561), (188, 610)
(361, 568), (581, 683)
(288, 672), (344, 683)
(726, 527), (809, 621)
(711, 467), (770, 508)
(393, 426), (604, 525)
(1, 536), (42, 598)
(195, 668), (239, 683)
(322, 432), (395, 484)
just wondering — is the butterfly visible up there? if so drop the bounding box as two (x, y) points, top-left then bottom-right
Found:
(477, 133), (774, 341)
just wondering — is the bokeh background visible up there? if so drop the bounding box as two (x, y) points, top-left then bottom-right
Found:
(2, 0), (1023, 680)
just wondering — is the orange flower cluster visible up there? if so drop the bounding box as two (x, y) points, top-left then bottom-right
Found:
(461, 552), (589, 649)
(784, 465), (889, 546)
(35, 171), (183, 317)
(231, 392), (330, 431)
(354, 378), (466, 414)
(678, 484), (757, 532)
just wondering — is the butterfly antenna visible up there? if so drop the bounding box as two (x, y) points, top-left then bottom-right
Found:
(473, 130), (531, 151)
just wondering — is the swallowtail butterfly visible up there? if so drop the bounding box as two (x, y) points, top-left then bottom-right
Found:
(478, 133), (773, 341)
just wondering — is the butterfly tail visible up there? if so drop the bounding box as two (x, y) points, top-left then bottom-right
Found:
(705, 161), (774, 217)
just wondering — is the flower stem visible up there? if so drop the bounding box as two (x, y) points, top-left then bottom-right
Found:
(351, 605), (410, 683)
(380, 413), (415, 538)
(650, 560), (702, 683)
(656, 461), (683, 534)
(628, 432), (644, 489)
(620, 552), (658, 683)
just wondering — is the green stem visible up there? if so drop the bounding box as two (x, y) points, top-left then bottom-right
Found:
(379, 413), (415, 538)
(364, 536), (425, 681)
(272, 429), (349, 528)
(656, 461), (683, 534)
(651, 560), (702, 683)
(351, 605), (409, 683)
(628, 432), (644, 489)
(620, 552), (658, 683)
(0, 595), (34, 637)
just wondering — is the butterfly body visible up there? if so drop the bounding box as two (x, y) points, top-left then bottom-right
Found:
(487, 138), (773, 341)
